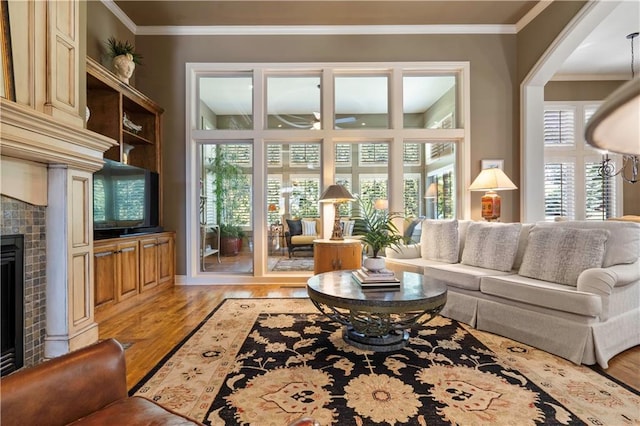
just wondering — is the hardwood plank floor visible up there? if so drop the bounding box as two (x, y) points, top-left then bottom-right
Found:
(98, 285), (640, 392)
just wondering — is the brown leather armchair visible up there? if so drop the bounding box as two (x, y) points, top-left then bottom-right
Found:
(0, 338), (201, 426)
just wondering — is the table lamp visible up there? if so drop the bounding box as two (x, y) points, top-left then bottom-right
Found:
(469, 167), (517, 221)
(319, 184), (355, 240)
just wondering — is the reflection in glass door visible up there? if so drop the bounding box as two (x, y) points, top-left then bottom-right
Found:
(267, 142), (321, 271)
(199, 143), (253, 273)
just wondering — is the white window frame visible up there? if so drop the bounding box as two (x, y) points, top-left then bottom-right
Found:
(184, 62), (470, 284)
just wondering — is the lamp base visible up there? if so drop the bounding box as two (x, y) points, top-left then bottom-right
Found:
(330, 203), (344, 240)
(481, 191), (501, 221)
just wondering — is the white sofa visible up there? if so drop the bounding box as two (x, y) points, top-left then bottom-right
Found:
(385, 219), (640, 368)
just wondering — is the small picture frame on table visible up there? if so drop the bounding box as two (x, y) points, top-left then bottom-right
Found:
(481, 159), (504, 170)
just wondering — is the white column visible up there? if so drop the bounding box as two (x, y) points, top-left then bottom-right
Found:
(45, 165), (98, 358)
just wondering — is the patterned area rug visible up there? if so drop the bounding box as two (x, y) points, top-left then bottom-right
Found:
(131, 298), (639, 425)
(272, 258), (315, 271)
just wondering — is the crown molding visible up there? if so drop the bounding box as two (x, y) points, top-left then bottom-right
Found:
(550, 73), (629, 81)
(101, 0), (137, 34)
(135, 24), (516, 36)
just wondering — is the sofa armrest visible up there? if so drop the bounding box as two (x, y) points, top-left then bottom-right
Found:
(1, 339), (127, 426)
(577, 261), (640, 296)
(385, 243), (420, 259)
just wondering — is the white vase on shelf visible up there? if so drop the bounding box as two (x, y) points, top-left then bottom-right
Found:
(112, 54), (135, 84)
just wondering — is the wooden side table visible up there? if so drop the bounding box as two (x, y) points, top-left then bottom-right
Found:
(313, 239), (362, 274)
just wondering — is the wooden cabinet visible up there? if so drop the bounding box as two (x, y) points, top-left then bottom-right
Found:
(140, 236), (159, 291)
(86, 57), (164, 224)
(314, 239), (362, 274)
(93, 232), (175, 322)
(93, 240), (140, 311)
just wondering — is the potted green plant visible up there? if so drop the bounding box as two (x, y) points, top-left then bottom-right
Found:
(206, 149), (248, 255)
(354, 196), (405, 271)
(219, 224), (242, 256)
(106, 37), (143, 84)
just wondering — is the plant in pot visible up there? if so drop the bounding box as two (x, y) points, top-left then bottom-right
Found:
(106, 37), (143, 84)
(354, 196), (405, 272)
(205, 147), (248, 256)
(219, 224), (243, 256)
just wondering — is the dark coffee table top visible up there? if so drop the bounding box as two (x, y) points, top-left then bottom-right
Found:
(307, 270), (447, 313)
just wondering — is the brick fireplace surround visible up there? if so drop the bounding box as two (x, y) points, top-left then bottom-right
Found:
(1, 196), (46, 367)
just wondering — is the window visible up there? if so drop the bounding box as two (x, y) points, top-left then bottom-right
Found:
(188, 62), (469, 280)
(543, 102), (618, 221)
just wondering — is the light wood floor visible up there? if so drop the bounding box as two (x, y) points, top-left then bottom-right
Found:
(98, 285), (640, 392)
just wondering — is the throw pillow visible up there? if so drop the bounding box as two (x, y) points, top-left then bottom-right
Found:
(421, 219), (459, 263)
(461, 222), (522, 272)
(302, 219), (317, 236)
(518, 227), (609, 286)
(286, 219), (302, 236)
(340, 219), (355, 237)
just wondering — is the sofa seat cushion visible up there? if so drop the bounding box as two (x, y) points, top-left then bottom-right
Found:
(291, 235), (316, 245)
(480, 275), (602, 317)
(425, 263), (514, 291)
(70, 396), (200, 425)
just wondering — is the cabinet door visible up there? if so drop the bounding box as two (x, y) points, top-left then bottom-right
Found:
(157, 234), (174, 285)
(140, 237), (158, 291)
(93, 242), (118, 309)
(336, 243), (362, 270)
(117, 241), (139, 301)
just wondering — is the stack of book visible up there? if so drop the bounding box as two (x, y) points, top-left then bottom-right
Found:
(351, 268), (400, 288)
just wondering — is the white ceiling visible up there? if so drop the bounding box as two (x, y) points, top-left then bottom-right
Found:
(555, 1), (639, 79)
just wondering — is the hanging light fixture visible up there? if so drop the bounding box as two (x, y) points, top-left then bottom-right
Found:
(587, 32), (639, 184)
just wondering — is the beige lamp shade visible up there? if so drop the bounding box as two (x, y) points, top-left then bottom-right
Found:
(374, 199), (388, 210)
(424, 182), (438, 198)
(319, 184), (355, 202)
(585, 77), (640, 156)
(469, 167), (518, 191)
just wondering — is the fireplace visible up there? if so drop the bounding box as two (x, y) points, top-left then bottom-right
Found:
(1, 234), (24, 376)
(0, 195), (47, 369)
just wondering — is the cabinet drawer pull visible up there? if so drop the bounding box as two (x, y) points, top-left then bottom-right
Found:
(95, 251), (115, 258)
(158, 241), (169, 246)
(143, 243), (157, 248)
(121, 247), (135, 253)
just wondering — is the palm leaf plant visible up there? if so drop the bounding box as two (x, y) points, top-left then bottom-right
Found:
(355, 196), (405, 258)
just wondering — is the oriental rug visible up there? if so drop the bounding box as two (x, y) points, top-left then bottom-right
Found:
(131, 298), (639, 425)
(272, 258), (315, 272)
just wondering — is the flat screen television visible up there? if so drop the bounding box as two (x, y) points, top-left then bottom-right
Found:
(93, 159), (161, 239)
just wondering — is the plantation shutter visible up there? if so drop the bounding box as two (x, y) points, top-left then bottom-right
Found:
(544, 108), (575, 147)
(543, 102), (617, 221)
(544, 161), (575, 220)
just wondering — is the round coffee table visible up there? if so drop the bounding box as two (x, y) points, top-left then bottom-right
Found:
(307, 270), (447, 351)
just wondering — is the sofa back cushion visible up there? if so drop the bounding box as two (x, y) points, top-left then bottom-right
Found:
(421, 219), (459, 263)
(518, 226), (608, 286)
(461, 222), (522, 272)
(534, 220), (639, 267)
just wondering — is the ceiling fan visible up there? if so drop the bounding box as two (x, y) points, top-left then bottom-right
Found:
(310, 112), (356, 130)
(273, 111), (356, 129)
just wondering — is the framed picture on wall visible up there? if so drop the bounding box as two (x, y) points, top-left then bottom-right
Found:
(481, 159), (504, 170)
